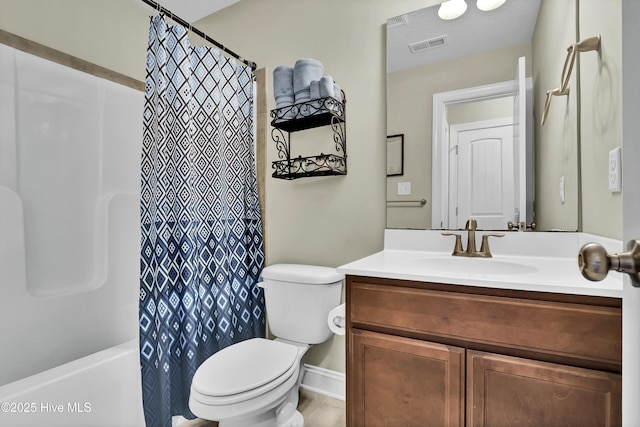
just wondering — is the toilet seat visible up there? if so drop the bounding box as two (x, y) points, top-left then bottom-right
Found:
(191, 338), (300, 406)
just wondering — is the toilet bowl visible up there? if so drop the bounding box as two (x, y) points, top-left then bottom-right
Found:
(189, 338), (308, 427)
(189, 264), (344, 427)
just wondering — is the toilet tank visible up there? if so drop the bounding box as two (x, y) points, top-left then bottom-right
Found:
(260, 264), (344, 344)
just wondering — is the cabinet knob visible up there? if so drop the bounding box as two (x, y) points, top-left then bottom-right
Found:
(578, 240), (640, 287)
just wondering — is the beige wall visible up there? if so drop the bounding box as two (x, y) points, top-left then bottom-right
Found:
(386, 43), (532, 230)
(0, 0), (150, 81)
(0, 0), (424, 376)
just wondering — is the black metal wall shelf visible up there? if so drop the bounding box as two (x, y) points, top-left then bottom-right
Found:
(270, 92), (346, 180)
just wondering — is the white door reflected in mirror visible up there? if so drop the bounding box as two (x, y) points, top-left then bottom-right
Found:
(431, 59), (533, 230)
(450, 120), (515, 229)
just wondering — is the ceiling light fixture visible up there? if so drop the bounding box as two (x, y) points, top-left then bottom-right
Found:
(476, 0), (507, 11)
(438, 0), (468, 20)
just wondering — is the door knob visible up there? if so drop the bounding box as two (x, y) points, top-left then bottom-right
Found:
(578, 240), (640, 287)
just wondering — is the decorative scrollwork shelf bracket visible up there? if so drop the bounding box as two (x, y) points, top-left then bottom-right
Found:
(270, 91), (347, 180)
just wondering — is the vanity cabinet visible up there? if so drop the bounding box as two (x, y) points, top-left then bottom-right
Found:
(346, 276), (622, 427)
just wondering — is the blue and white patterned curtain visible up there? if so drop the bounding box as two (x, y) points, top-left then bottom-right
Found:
(139, 16), (265, 427)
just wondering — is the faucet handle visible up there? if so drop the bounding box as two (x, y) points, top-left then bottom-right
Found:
(478, 233), (505, 258)
(441, 232), (464, 256)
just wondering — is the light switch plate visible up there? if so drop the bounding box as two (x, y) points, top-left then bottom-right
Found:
(609, 147), (622, 193)
(560, 176), (565, 204)
(398, 182), (411, 195)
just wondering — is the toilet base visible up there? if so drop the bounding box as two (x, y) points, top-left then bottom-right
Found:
(275, 381), (304, 427)
(218, 376), (305, 427)
(216, 403), (304, 427)
(280, 410), (304, 427)
(217, 409), (303, 427)
(191, 340), (311, 427)
(218, 411), (277, 427)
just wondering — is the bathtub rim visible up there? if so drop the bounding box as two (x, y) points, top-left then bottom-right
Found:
(0, 339), (140, 399)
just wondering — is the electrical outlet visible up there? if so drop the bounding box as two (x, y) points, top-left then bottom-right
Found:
(397, 182), (411, 196)
(609, 147), (622, 193)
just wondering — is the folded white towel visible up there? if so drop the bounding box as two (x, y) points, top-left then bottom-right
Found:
(319, 76), (335, 99)
(273, 65), (294, 107)
(310, 80), (321, 100)
(293, 58), (323, 102)
(295, 87), (311, 104)
(333, 82), (342, 102)
(332, 82), (343, 116)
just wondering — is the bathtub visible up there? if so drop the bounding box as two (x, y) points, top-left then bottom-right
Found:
(0, 340), (145, 427)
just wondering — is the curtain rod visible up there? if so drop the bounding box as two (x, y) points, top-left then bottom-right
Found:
(140, 0), (257, 71)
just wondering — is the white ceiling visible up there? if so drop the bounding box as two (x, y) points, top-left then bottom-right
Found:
(387, 0), (541, 73)
(137, 0), (241, 23)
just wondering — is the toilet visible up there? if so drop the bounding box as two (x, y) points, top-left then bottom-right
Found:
(189, 264), (344, 427)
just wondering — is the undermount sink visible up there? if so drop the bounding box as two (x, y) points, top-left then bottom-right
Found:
(409, 256), (539, 275)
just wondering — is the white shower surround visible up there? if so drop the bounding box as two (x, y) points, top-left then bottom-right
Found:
(0, 40), (143, 402)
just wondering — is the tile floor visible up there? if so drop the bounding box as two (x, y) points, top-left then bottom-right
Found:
(179, 388), (346, 427)
(297, 389), (346, 427)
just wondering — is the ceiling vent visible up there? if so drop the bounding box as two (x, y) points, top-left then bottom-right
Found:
(409, 35), (449, 53)
(387, 14), (408, 28)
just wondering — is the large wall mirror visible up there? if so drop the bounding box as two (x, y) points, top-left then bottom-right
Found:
(386, 0), (622, 236)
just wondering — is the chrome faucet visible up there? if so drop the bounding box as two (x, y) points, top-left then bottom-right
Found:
(442, 219), (504, 258)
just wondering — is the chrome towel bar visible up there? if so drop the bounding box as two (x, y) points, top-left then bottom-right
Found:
(386, 199), (427, 207)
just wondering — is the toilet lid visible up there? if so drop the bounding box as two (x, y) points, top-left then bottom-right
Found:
(191, 338), (298, 398)
(261, 264), (344, 285)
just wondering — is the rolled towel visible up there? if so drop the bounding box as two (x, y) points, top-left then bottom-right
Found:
(295, 87), (311, 104)
(294, 58), (323, 103)
(333, 82), (342, 102)
(332, 82), (343, 116)
(273, 65), (294, 108)
(319, 76), (335, 99)
(310, 80), (321, 100)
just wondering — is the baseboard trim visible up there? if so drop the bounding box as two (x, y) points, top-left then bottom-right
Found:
(300, 363), (346, 402)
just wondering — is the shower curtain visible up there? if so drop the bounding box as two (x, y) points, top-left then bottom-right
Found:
(139, 16), (265, 427)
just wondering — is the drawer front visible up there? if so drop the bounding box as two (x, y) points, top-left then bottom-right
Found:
(349, 279), (621, 368)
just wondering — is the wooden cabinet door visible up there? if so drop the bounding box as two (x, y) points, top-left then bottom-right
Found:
(467, 350), (621, 427)
(349, 329), (464, 427)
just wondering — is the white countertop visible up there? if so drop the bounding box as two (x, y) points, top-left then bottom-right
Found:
(338, 230), (623, 298)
